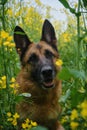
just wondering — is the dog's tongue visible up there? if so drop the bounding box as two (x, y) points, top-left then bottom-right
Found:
(43, 81), (54, 88)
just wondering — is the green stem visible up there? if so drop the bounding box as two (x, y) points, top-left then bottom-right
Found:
(2, 3), (7, 78)
(2, 3), (10, 111)
(85, 44), (87, 87)
(80, 0), (86, 30)
(2, 4), (5, 30)
(76, 0), (81, 70)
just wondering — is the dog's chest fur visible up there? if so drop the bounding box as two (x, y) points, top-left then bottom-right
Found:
(16, 72), (62, 123)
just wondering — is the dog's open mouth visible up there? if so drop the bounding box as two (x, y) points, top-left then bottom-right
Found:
(42, 79), (55, 89)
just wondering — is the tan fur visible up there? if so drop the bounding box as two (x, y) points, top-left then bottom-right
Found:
(14, 20), (64, 130)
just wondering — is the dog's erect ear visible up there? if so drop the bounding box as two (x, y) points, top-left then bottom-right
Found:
(14, 26), (32, 60)
(41, 19), (58, 51)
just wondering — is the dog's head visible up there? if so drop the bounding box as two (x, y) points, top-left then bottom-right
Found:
(14, 20), (60, 89)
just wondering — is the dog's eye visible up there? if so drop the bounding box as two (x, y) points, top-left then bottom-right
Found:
(45, 50), (54, 59)
(28, 54), (38, 64)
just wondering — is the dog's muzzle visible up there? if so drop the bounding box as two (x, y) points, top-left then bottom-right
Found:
(40, 65), (55, 89)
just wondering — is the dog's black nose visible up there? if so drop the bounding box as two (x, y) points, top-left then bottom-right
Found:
(41, 66), (53, 78)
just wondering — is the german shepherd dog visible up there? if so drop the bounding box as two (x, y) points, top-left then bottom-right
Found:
(14, 20), (64, 130)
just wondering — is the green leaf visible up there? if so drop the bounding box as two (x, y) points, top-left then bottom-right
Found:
(58, 67), (72, 80)
(82, 0), (87, 8)
(60, 89), (71, 103)
(14, 31), (25, 35)
(1, 0), (7, 5)
(15, 93), (32, 103)
(19, 93), (31, 98)
(69, 69), (86, 80)
(59, 0), (76, 14)
(58, 67), (86, 80)
(71, 88), (85, 108)
(14, 95), (23, 103)
(31, 126), (48, 130)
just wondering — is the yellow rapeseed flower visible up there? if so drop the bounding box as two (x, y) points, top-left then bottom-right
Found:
(1, 30), (9, 39)
(2, 85), (6, 89)
(22, 122), (31, 129)
(25, 118), (30, 124)
(3, 41), (10, 46)
(61, 116), (68, 124)
(10, 77), (16, 83)
(7, 112), (20, 127)
(31, 121), (37, 127)
(22, 123), (30, 129)
(1, 76), (6, 81)
(7, 112), (12, 117)
(12, 119), (17, 126)
(10, 43), (15, 47)
(15, 83), (19, 88)
(74, 3), (78, 8)
(84, 36), (87, 42)
(7, 36), (13, 41)
(81, 109), (87, 119)
(9, 48), (12, 52)
(35, 0), (42, 6)
(80, 100), (87, 109)
(70, 109), (78, 120)
(70, 121), (79, 130)
(10, 84), (15, 88)
(0, 80), (2, 84)
(62, 32), (71, 43)
(7, 118), (13, 122)
(13, 113), (20, 119)
(3, 42), (15, 48)
(10, 79), (17, 88)
(10, 82), (19, 94)
(55, 59), (63, 66)
(0, 76), (6, 89)
(22, 118), (37, 129)
(7, 8), (13, 16)
(22, 123), (27, 129)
